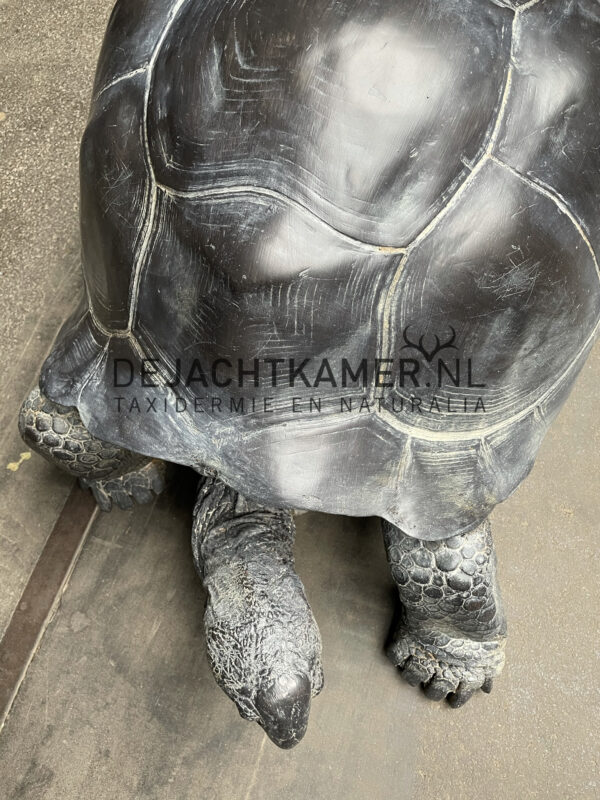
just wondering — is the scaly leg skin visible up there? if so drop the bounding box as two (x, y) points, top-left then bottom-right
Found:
(19, 387), (166, 511)
(192, 475), (323, 749)
(382, 519), (507, 708)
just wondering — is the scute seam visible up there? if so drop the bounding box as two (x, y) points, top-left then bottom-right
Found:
(159, 182), (407, 254)
(373, 313), (600, 443)
(519, 0), (545, 12)
(373, 6), (516, 409)
(93, 66), (150, 103)
(371, 1), (600, 443)
(127, 0), (191, 333)
(490, 155), (600, 283)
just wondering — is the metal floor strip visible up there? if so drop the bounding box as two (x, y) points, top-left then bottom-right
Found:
(0, 484), (98, 731)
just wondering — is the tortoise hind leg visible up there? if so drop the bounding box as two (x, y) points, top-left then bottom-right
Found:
(19, 387), (167, 511)
(192, 475), (323, 749)
(382, 518), (507, 707)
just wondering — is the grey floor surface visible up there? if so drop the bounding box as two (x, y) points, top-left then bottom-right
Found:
(0, 0), (107, 638)
(1, 1), (599, 798)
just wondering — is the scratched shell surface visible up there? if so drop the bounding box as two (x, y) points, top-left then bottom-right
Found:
(41, 0), (600, 538)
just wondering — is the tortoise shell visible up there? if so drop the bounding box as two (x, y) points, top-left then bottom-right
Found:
(42, 0), (600, 538)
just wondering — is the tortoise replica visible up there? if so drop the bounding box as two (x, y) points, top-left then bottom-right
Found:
(19, 0), (600, 747)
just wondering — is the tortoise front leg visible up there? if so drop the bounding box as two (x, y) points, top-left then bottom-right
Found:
(19, 387), (166, 510)
(192, 475), (323, 748)
(382, 519), (507, 707)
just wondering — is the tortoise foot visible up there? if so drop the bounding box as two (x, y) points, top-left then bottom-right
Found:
(19, 387), (154, 496)
(80, 458), (167, 511)
(382, 518), (507, 707)
(388, 625), (505, 707)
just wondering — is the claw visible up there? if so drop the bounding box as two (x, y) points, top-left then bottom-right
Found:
(133, 487), (154, 505)
(448, 682), (480, 708)
(400, 657), (433, 687)
(83, 458), (167, 511)
(389, 627), (505, 706)
(254, 673), (312, 749)
(112, 488), (134, 509)
(424, 677), (457, 701)
(81, 478), (112, 511)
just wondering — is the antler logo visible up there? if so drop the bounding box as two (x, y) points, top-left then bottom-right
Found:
(401, 325), (458, 363)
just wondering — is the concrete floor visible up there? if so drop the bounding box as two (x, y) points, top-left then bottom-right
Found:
(0, 0), (109, 638)
(1, 2), (599, 798)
